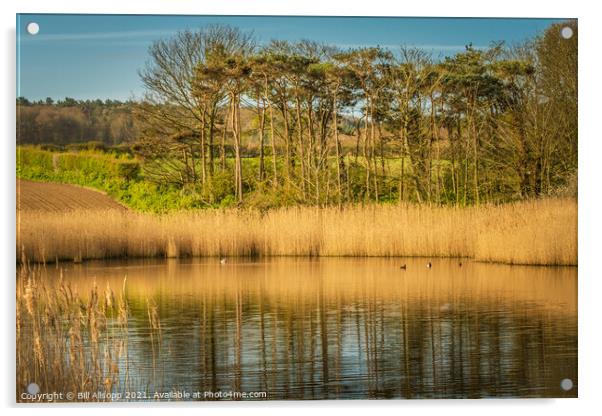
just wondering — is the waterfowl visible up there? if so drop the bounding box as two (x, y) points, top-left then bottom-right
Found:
(426, 262), (432, 268)
(220, 258), (227, 265)
(458, 261), (463, 267)
(399, 264), (407, 270)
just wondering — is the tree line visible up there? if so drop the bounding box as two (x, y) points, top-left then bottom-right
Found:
(136, 21), (577, 207)
(17, 98), (139, 147)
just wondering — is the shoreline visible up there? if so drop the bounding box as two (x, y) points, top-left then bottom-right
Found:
(17, 246), (578, 269)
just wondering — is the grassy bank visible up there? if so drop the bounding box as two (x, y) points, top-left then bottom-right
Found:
(17, 198), (577, 266)
(17, 146), (205, 212)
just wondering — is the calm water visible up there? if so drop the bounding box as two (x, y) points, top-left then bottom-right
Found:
(41, 257), (577, 400)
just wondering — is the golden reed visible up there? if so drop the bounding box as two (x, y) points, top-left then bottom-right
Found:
(17, 198), (577, 266)
(17, 266), (126, 401)
(16, 265), (167, 401)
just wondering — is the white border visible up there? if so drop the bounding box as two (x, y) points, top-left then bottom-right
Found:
(2, 1), (600, 415)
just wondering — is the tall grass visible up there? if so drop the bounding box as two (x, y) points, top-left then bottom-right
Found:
(17, 198), (577, 266)
(16, 265), (166, 402)
(16, 266), (126, 401)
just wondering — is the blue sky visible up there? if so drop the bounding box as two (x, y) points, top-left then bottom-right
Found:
(16, 14), (565, 101)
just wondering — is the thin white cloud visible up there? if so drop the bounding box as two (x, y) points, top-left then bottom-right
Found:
(20, 28), (489, 56)
(20, 29), (179, 42)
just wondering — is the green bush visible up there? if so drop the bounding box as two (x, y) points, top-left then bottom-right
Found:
(65, 141), (108, 152)
(219, 194), (237, 208)
(203, 171), (235, 204)
(17, 147), (54, 172)
(116, 161), (141, 180)
(244, 183), (300, 210)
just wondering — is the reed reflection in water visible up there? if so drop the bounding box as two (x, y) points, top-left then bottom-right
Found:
(44, 257), (577, 399)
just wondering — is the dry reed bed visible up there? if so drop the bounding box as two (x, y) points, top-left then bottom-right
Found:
(16, 266), (131, 401)
(17, 265), (169, 402)
(17, 198), (577, 266)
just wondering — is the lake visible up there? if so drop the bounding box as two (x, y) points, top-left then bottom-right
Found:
(34, 257), (577, 400)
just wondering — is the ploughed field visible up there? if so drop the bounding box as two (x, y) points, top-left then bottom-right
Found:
(17, 179), (125, 212)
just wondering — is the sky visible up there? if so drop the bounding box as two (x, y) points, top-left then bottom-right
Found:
(16, 14), (566, 101)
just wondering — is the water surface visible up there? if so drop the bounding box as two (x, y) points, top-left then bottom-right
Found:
(42, 257), (577, 399)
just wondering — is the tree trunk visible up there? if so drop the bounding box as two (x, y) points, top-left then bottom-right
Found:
(472, 113), (480, 206)
(265, 78), (278, 185)
(363, 116), (370, 201)
(189, 143), (197, 183)
(257, 97), (266, 181)
(200, 108), (207, 185)
(295, 94), (307, 198)
(208, 102), (217, 177)
(399, 112), (406, 203)
(281, 105), (291, 182)
(231, 94), (243, 203)
(333, 91), (343, 207)
(220, 105), (228, 171)
(370, 100), (379, 202)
